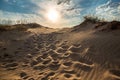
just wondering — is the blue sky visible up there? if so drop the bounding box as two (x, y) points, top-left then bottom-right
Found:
(0, 0), (120, 28)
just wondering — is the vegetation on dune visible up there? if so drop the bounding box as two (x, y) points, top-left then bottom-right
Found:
(0, 19), (28, 31)
(0, 19), (28, 25)
(0, 25), (27, 31)
(84, 15), (120, 30)
(0, 23), (44, 32)
(71, 15), (120, 32)
(0, 19), (50, 32)
(84, 15), (105, 23)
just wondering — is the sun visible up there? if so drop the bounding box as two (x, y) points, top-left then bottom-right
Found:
(46, 9), (60, 23)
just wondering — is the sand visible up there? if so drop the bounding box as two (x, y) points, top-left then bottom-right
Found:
(0, 21), (120, 80)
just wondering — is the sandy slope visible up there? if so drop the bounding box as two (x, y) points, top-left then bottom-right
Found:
(0, 22), (120, 80)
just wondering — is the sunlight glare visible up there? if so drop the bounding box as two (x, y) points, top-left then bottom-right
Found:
(47, 9), (60, 23)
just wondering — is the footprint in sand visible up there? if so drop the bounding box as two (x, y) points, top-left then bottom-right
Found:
(33, 64), (46, 70)
(54, 40), (60, 44)
(41, 77), (47, 80)
(37, 44), (43, 49)
(26, 53), (32, 58)
(20, 72), (27, 77)
(58, 41), (68, 48)
(38, 72), (44, 75)
(47, 72), (55, 76)
(64, 73), (72, 78)
(68, 45), (83, 53)
(73, 78), (82, 80)
(62, 70), (75, 74)
(50, 52), (60, 60)
(61, 44), (70, 50)
(30, 60), (39, 67)
(41, 53), (49, 59)
(42, 58), (51, 65)
(109, 69), (120, 77)
(41, 72), (55, 80)
(48, 63), (61, 71)
(46, 49), (56, 54)
(22, 63), (29, 67)
(56, 47), (67, 53)
(73, 62), (93, 72)
(61, 51), (72, 58)
(20, 72), (29, 79)
(51, 60), (59, 65)
(36, 56), (43, 62)
(63, 61), (73, 66)
(4, 62), (18, 70)
(47, 44), (56, 50)
(28, 78), (35, 80)
(73, 43), (81, 47)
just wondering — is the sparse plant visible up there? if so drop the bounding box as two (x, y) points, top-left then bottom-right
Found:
(84, 15), (103, 23)
(0, 24), (27, 32)
(0, 19), (28, 25)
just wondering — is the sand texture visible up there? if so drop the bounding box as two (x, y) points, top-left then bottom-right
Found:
(0, 21), (120, 80)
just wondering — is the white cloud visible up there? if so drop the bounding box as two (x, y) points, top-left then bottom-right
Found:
(95, 0), (120, 21)
(32, 0), (82, 17)
(4, 0), (9, 2)
(118, 5), (120, 11)
(0, 10), (43, 24)
(30, 0), (82, 28)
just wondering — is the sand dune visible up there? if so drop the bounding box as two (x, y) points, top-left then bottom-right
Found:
(0, 21), (120, 80)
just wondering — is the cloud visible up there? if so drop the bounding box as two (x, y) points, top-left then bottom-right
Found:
(0, 10), (43, 24)
(95, 0), (120, 21)
(34, 0), (82, 17)
(31, 0), (83, 28)
(4, 0), (9, 2)
(55, 0), (71, 5)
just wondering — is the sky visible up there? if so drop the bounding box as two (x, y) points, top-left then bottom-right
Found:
(0, 0), (120, 28)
